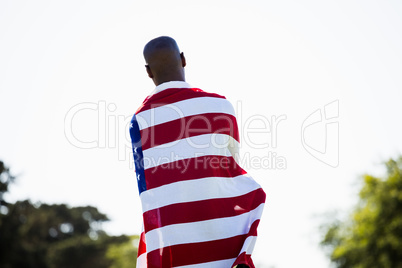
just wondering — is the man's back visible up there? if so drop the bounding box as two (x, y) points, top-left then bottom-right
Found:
(130, 81), (265, 268)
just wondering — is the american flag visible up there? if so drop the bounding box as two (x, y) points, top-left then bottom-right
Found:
(130, 81), (266, 268)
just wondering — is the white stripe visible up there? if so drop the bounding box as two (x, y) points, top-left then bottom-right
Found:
(240, 235), (258, 255)
(136, 253), (147, 268)
(136, 97), (235, 130)
(174, 258), (236, 268)
(140, 174), (261, 213)
(148, 81), (192, 96)
(145, 204), (264, 252)
(142, 134), (232, 170)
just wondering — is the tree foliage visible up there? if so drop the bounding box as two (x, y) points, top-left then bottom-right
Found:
(107, 235), (139, 268)
(321, 157), (402, 268)
(0, 161), (137, 267)
(0, 160), (15, 206)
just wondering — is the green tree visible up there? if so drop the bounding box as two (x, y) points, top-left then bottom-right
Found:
(0, 200), (119, 267)
(321, 157), (402, 268)
(0, 161), (138, 267)
(0, 160), (15, 207)
(46, 233), (131, 268)
(106, 235), (139, 268)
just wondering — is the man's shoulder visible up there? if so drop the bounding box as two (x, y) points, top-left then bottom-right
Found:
(187, 87), (227, 99)
(135, 86), (228, 114)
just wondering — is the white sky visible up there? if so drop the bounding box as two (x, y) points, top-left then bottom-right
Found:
(1, 1), (402, 267)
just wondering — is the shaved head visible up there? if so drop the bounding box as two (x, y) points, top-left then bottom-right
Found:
(143, 36), (186, 86)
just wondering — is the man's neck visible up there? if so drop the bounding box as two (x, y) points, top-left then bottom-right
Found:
(154, 73), (185, 86)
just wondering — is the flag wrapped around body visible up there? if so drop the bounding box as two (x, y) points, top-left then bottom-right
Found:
(130, 81), (266, 268)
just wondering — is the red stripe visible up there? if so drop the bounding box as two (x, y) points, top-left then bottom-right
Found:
(144, 155), (246, 190)
(245, 219), (260, 237)
(232, 252), (255, 268)
(147, 234), (245, 268)
(137, 231), (147, 257)
(231, 220), (260, 267)
(136, 88), (226, 114)
(146, 220), (261, 268)
(140, 112), (239, 150)
(143, 188), (266, 232)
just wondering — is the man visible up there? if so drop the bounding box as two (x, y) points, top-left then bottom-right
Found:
(130, 36), (265, 268)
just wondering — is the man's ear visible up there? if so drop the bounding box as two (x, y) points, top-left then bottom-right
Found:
(145, 65), (153, 78)
(180, 52), (186, 67)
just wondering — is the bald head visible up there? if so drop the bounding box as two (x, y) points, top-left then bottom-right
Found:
(143, 36), (186, 86)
